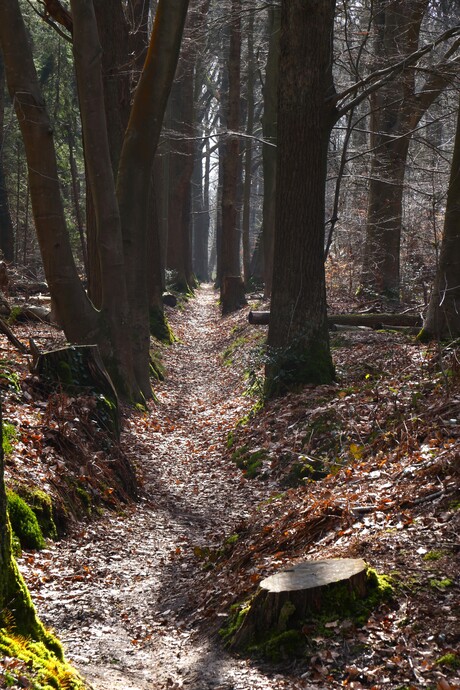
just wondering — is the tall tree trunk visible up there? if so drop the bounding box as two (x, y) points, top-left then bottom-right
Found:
(166, 35), (195, 292)
(220, 0), (245, 314)
(0, 0), (98, 340)
(86, 0), (131, 308)
(70, 0), (137, 397)
(242, 7), (255, 288)
(420, 96), (460, 339)
(261, 6), (280, 297)
(117, 0), (189, 397)
(0, 51), (14, 263)
(360, 0), (458, 300)
(266, 0), (336, 396)
(192, 141), (209, 282)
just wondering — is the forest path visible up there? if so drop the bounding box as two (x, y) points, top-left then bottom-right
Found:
(23, 286), (283, 690)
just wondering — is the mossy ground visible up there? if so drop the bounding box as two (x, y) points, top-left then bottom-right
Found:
(0, 627), (85, 689)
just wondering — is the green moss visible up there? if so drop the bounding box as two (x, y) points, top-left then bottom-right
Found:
(149, 306), (175, 344)
(2, 422), (17, 456)
(436, 653), (460, 670)
(0, 361), (20, 392)
(231, 446), (267, 478)
(7, 306), (22, 324)
(222, 336), (248, 366)
(285, 456), (328, 487)
(17, 488), (57, 541)
(429, 578), (453, 590)
(7, 491), (45, 550)
(225, 533), (239, 546)
(423, 550), (443, 561)
(250, 629), (306, 662)
(150, 350), (166, 382)
(220, 601), (252, 642)
(75, 486), (92, 515)
(0, 628), (84, 689)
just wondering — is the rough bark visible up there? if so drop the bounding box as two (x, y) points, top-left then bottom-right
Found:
(70, 0), (137, 398)
(261, 6), (280, 297)
(0, 51), (15, 263)
(220, 0), (245, 314)
(166, 28), (195, 292)
(420, 95), (460, 339)
(242, 8), (255, 287)
(266, 0), (336, 395)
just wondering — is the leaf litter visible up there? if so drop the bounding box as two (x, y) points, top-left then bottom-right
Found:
(0, 283), (459, 690)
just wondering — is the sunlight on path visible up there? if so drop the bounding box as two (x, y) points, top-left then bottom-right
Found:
(19, 287), (286, 690)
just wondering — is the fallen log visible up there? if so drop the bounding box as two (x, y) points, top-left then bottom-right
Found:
(229, 558), (368, 652)
(248, 310), (423, 329)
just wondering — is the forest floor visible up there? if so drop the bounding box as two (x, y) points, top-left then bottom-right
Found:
(1, 283), (459, 690)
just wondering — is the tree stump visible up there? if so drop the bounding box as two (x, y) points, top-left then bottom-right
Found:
(32, 344), (120, 437)
(230, 558), (368, 649)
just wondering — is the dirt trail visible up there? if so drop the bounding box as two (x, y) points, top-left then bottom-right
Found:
(20, 286), (288, 690)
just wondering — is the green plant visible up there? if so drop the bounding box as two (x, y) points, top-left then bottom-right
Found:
(422, 550), (443, 561)
(2, 422), (17, 456)
(0, 360), (20, 392)
(7, 491), (45, 550)
(17, 488), (57, 541)
(436, 652), (460, 670)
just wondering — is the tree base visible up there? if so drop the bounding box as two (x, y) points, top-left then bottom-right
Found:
(221, 276), (247, 315)
(32, 344), (120, 437)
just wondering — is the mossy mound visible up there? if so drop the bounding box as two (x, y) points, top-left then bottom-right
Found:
(0, 627), (85, 689)
(7, 490), (45, 550)
(15, 486), (58, 540)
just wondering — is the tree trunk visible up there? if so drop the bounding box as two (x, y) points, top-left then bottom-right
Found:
(360, 0), (458, 301)
(250, 310), (422, 329)
(242, 8), (255, 288)
(166, 29), (195, 292)
(117, 0), (189, 398)
(0, 51), (15, 263)
(0, 0), (98, 342)
(266, 0), (336, 396)
(420, 95), (460, 339)
(261, 6), (280, 297)
(220, 0), (245, 314)
(192, 140), (209, 282)
(70, 0), (137, 398)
